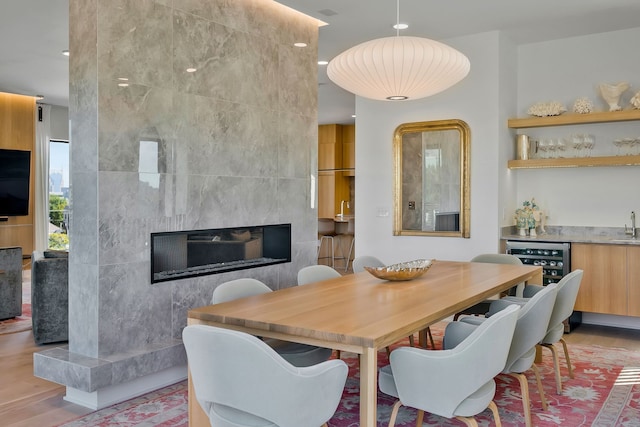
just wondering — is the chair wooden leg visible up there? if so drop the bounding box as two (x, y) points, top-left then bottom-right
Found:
(488, 401), (502, 427)
(386, 346), (391, 358)
(455, 416), (479, 426)
(409, 334), (415, 347)
(531, 363), (548, 411)
(427, 327), (435, 349)
(336, 350), (341, 359)
(542, 343), (563, 394)
(388, 400), (402, 427)
(560, 338), (574, 378)
(508, 372), (532, 427)
(415, 410), (424, 427)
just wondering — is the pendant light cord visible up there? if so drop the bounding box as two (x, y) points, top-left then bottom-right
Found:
(396, 0), (400, 36)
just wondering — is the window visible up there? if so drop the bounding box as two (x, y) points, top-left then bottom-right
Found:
(48, 140), (69, 249)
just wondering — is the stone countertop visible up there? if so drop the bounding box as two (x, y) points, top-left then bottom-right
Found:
(501, 226), (640, 245)
(333, 215), (354, 223)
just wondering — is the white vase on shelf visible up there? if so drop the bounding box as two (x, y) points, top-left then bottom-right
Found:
(599, 82), (630, 112)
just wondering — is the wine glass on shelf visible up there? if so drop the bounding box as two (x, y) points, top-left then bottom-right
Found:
(629, 138), (640, 156)
(556, 137), (567, 158)
(583, 134), (595, 157)
(571, 134), (583, 157)
(537, 139), (548, 159)
(546, 138), (557, 158)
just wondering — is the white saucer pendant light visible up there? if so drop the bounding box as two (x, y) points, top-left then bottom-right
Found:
(327, 1), (470, 101)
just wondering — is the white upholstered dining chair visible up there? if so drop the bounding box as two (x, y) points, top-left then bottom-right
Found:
(352, 255), (385, 274)
(498, 269), (584, 394)
(297, 264), (341, 285)
(453, 253), (524, 320)
(183, 325), (348, 427)
(378, 304), (520, 427)
(212, 278), (333, 367)
(444, 282), (559, 427)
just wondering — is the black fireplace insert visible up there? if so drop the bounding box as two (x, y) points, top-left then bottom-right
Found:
(151, 223), (291, 283)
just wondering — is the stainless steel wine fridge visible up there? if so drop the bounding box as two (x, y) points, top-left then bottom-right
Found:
(505, 240), (581, 332)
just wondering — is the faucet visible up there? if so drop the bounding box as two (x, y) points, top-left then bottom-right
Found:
(625, 211), (636, 239)
(338, 200), (346, 218)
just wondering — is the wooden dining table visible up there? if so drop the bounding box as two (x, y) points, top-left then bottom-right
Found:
(186, 260), (542, 427)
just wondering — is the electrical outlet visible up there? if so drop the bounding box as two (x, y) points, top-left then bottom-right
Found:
(376, 207), (389, 217)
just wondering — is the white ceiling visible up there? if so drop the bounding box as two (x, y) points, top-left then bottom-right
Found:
(2, 0), (639, 124)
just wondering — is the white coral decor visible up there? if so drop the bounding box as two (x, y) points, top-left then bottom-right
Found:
(630, 91), (640, 109)
(572, 97), (593, 114)
(527, 101), (567, 117)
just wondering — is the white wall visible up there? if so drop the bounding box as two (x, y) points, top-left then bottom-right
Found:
(354, 31), (516, 264)
(516, 27), (640, 227)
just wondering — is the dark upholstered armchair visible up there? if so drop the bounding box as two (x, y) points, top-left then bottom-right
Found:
(31, 250), (68, 344)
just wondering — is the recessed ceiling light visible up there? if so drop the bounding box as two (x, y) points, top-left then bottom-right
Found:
(118, 77), (129, 81)
(118, 83), (129, 87)
(393, 23), (408, 30)
(62, 49), (69, 56)
(186, 67), (197, 73)
(352, 114), (356, 118)
(318, 60), (329, 65)
(294, 42), (307, 48)
(35, 95), (44, 100)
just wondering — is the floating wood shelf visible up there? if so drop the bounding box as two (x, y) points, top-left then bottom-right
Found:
(508, 155), (640, 169)
(508, 110), (640, 129)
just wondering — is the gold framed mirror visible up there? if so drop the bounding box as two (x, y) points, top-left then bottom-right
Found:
(393, 119), (470, 237)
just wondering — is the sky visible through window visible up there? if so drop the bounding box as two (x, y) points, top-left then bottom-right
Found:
(50, 140), (69, 192)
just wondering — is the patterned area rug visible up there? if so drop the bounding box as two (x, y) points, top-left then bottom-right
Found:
(56, 323), (640, 427)
(0, 272), (31, 335)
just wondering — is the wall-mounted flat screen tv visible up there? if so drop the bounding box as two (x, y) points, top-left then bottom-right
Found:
(0, 149), (31, 216)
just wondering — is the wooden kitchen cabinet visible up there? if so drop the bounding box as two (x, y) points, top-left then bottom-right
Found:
(342, 124), (355, 173)
(627, 246), (640, 316)
(318, 124), (354, 219)
(572, 243), (637, 316)
(318, 171), (350, 219)
(318, 124), (343, 170)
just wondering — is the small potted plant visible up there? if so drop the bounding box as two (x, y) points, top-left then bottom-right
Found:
(515, 198), (542, 237)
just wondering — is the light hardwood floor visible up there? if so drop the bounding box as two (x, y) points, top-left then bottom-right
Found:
(0, 329), (92, 427)
(2, 317), (639, 427)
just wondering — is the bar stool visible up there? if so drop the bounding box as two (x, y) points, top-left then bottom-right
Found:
(336, 218), (355, 272)
(344, 235), (355, 272)
(317, 233), (336, 267)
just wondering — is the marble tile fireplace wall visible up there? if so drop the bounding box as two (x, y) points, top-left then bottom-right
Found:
(33, 0), (319, 410)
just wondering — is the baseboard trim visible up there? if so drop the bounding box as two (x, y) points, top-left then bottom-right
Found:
(582, 313), (640, 330)
(63, 365), (187, 410)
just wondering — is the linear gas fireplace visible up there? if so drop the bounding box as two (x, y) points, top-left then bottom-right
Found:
(151, 223), (291, 283)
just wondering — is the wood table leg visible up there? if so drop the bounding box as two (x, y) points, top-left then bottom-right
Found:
(188, 367), (209, 427)
(359, 347), (378, 427)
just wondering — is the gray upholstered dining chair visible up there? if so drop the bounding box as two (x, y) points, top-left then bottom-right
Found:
(296, 265), (346, 358)
(212, 278), (333, 367)
(352, 255), (435, 350)
(453, 253), (524, 320)
(183, 324), (348, 427)
(444, 282), (559, 427)
(378, 304), (520, 427)
(498, 269), (584, 394)
(352, 255), (385, 274)
(297, 264), (341, 285)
